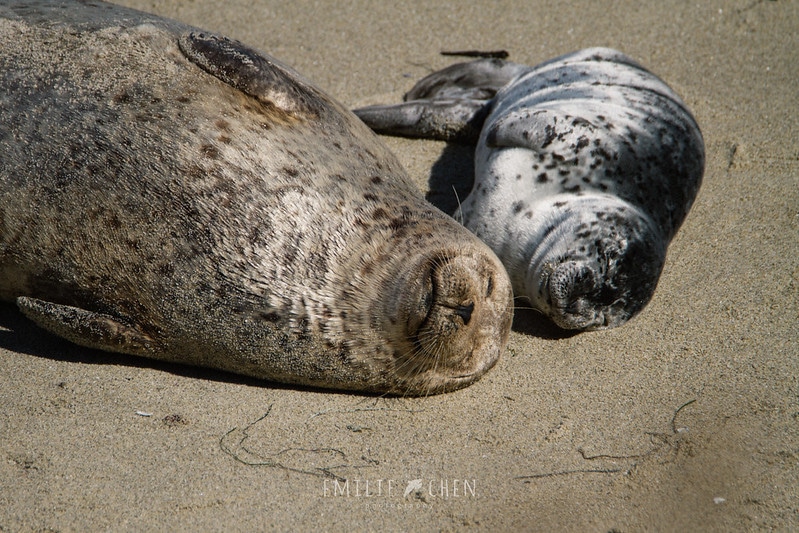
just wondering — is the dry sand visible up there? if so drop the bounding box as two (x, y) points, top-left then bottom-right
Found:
(1, 1), (797, 531)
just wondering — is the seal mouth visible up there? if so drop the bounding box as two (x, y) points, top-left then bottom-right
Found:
(541, 238), (664, 331)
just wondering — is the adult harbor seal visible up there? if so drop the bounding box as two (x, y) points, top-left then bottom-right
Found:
(0, 1), (514, 395)
(355, 48), (704, 330)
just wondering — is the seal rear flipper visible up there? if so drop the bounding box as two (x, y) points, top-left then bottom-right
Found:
(403, 59), (528, 101)
(16, 297), (159, 356)
(178, 32), (324, 117)
(353, 99), (490, 143)
(354, 58), (529, 143)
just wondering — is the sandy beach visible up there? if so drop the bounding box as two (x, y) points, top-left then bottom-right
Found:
(1, 0), (796, 530)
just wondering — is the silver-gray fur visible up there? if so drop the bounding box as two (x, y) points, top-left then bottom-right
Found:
(355, 48), (704, 330)
(0, 1), (514, 394)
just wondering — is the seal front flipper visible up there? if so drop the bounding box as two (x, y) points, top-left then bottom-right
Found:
(16, 297), (159, 356)
(178, 31), (323, 116)
(484, 108), (604, 152)
(354, 59), (528, 143)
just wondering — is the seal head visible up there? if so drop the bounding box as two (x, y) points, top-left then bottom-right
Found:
(380, 250), (512, 393)
(522, 196), (666, 330)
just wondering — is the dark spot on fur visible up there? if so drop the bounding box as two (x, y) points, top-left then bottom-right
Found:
(112, 89), (131, 104)
(553, 201), (567, 208)
(372, 207), (389, 219)
(215, 119), (231, 131)
(364, 192), (378, 201)
(541, 124), (557, 148)
(512, 201), (525, 214)
(176, 95), (191, 103)
(371, 176), (383, 184)
(283, 166), (299, 177)
(259, 312), (280, 322)
(105, 216), (122, 229)
(283, 245), (298, 264)
(308, 252), (327, 273)
(537, 173), (549, 183)
(389, 210), (414, 232)
(201, 143), (219, 159)
(361, 260), (375, 276)
(272, 185), (305, 197)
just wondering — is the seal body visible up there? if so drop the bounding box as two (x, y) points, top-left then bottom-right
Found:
(0, 1), (514, 395)
(355, 48), (704, 330)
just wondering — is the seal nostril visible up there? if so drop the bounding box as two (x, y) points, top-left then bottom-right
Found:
(454, 303), (474, 325)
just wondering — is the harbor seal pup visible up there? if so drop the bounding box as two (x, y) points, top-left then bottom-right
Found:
(0, 1), (514, 395)
(355, 48), (704, 330)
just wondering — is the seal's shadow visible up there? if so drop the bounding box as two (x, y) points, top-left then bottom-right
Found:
(425, 143), (577, 341)
(425, 143), (476, 217)
(511, 307), (580, 340)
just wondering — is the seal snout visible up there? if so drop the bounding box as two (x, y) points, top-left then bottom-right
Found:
(549, 261), (597, 301)
(451, 302), (474, 325)
(393, 250), (513, 394)
(545, 260), (604, 330)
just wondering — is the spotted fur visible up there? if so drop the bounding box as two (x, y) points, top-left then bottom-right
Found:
(0, 1), (513, 394)
(355, 48), (704, 329)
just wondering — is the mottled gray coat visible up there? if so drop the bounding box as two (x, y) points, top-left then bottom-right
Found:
(0, 1), (513, 394)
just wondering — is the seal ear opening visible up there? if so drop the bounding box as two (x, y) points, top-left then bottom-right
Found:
(178, 31), (324, 117)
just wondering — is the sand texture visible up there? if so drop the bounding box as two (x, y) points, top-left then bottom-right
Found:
(1, 1), (797, 531)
